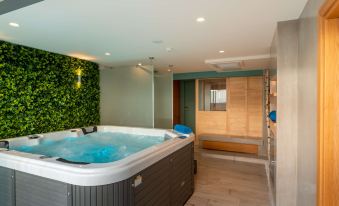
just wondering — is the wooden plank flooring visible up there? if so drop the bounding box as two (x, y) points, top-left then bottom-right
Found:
(185, 152), (270, 206)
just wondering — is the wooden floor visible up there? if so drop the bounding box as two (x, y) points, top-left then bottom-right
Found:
(185, 151), (270, 206)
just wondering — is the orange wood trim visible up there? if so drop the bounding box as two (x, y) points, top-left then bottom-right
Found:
(245, 77), (249, 136)
(226, 77), (230, 133)
(195, 79), (199, 144)
(202, 141), (258, 155)
(317, 15), (326, 206)
(318, 1), (339, 203)
(320, 0), (339, 18)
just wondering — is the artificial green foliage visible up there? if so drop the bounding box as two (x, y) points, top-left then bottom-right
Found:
(0, 41), (100, 139)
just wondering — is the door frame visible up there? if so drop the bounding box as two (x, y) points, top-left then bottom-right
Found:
(318, 0), (339, 205)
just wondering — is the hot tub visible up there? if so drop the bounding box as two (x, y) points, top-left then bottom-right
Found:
(0, 126), (194, 206)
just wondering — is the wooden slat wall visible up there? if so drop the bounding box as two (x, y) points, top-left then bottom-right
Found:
(196, 111), (227, 135)
(227, 77), (248, 136)
(247, 76), (264, 137)
(196, 76), (263, 140)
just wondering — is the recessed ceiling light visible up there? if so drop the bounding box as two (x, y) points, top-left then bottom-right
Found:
(9, 22), (19, 27)
(196, 17), (205, 23)
(219, 50), (225, 53)
(138, 63), (142, 66)
(105, 52), (111, 56)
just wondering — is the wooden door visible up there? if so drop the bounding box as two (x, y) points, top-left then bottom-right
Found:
(318, 1), (339, 205)
(173, 80), (181, 125)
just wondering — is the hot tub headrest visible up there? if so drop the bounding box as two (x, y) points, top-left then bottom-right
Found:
(56, 158), (90, 165)
(0, 140), (9, 150)
(81, 126), (98, 135)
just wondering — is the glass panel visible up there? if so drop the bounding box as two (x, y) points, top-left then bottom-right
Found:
(154, 71), (173, 129)
(100, 65), (154, 127)
(198, 78), (227, 111)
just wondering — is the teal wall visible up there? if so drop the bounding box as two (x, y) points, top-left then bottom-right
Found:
(0, 41), (100, 139)
(173, 70), (263, 80)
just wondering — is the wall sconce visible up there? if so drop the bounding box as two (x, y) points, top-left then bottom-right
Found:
(75, 68), (82, 89)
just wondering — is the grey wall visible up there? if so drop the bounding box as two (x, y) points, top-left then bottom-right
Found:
(275, 20), (299, 206)
(154, 73), (173, 129)
(297, 0), (324, 205)
(273, 0), (324, 205)
(100, 66), (154, 128)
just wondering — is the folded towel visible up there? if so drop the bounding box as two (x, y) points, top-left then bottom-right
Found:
(174, 124), (193, 135)
(269, 111), (277, 123)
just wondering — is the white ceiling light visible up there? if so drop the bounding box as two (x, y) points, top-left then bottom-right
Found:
(196, 17), (205, 22)
(9, 22), (19, 27)
(219, 50), (225, 53)
(138, 63), (142, 66)
(105, 52), (111, 56)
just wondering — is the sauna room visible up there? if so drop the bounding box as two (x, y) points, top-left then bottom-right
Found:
(0, 0), (337, 206)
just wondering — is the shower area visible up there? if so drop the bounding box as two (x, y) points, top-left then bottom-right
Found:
(100, 65), (173, 129)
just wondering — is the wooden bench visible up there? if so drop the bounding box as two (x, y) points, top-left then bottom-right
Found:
(199, 134), (264, 155)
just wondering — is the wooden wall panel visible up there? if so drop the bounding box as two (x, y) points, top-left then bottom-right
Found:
(227, 77), (248, 136)
(247, 77), (263, 138)
(196, 111), (227, 137)
(195, 76), (264, 152)
(202, 141), (258, 154)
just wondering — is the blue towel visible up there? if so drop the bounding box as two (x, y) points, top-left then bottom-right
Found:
(269, 111), (277, 123)
(174, 124), (193, 134)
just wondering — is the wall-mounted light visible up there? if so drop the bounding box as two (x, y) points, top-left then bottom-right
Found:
(75, 68), (82, 89)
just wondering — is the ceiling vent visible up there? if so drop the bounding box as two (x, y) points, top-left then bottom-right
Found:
(208, 61), (244, 72)
(205, 55), (271, 72)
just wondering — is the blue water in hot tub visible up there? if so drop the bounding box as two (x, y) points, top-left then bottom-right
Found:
(10, 132), (165, 163)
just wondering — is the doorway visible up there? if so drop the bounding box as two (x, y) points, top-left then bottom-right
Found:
(172, 80), (196, 132)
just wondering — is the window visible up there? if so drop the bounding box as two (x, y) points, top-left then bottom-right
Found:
(198, 78), (227, 111)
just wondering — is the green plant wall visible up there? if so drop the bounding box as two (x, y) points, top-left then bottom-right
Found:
(0, 41), (100, 139)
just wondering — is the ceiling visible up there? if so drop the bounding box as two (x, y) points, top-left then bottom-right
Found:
(0, 0), (308, 73)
